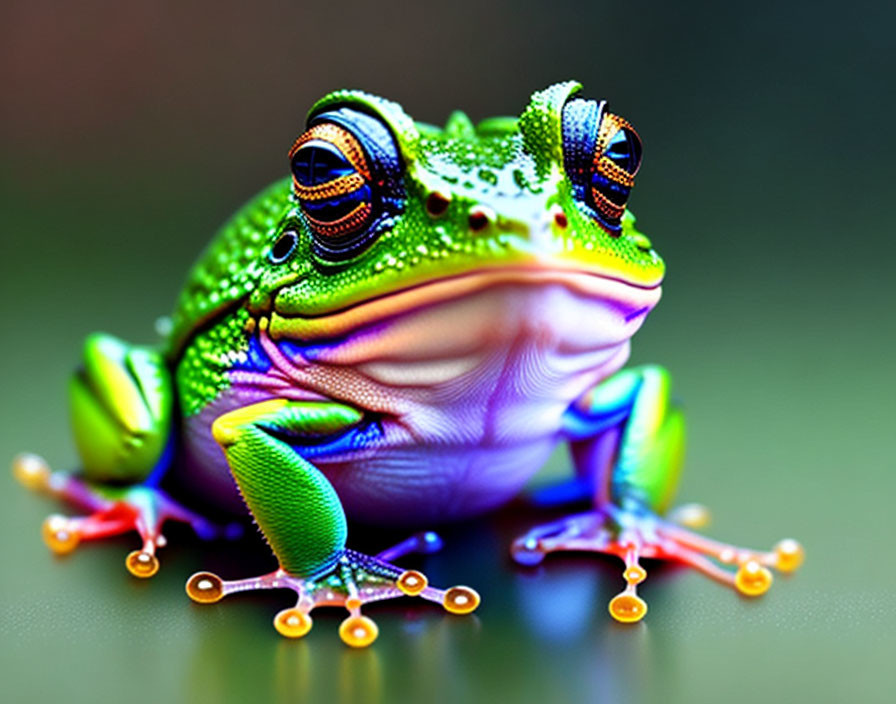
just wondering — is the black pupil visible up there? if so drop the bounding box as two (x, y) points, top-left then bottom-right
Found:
(591, 173), (631, 206)
(271, 232), (296, 262)
(605, 127), (642, 174)
(291, 142), (355, 186)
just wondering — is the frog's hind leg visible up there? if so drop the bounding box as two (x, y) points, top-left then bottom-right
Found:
(187, 400), (479, 646)
(13, 333), (236, 576)
(512, 365), (803, 622)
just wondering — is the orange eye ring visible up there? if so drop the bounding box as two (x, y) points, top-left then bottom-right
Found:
(303, 201), (373, 239)
(289, 123), (374, 242)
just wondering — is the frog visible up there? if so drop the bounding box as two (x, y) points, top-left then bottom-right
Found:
(13, 81), (803, 646)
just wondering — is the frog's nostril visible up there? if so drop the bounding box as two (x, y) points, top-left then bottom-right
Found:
(553, 207), (568, 229)
(425, 191), (451, 217)
(468, 205), (494, 232)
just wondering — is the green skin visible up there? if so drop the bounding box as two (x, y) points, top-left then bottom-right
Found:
(19, 81), (798, 634)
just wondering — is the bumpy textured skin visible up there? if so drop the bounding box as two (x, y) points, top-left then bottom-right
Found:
(14, 81), (802, 638)
(172, 86), (661, 336)
(211, 400), (357, 575)
(167, 83), (663, 419)
(169, 181), (286, 357)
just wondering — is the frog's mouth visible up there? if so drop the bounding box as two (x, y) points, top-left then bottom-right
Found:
(266, 266), (661, 341)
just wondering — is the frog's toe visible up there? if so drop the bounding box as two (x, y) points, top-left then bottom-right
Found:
(276, 607), (314, 639)
(41, 514), (81, 554)
(667, 502), (712, 529)
(651, 513), (804, 593)
(376, 530), (443, 560)
(442, 585), (481, 614)
(125, 549), (160, 578)
(39, 502), (167, 576)
(772, 538), (805, 573)
(513, 506), (802, 622)
(16, 454), (235, 577)
(608, 592), (648, 623)
(339, 614), (378, 647)
(186, 544), (480, 646)
(185, 571), (225, 603)
(13, 453), (52, 491)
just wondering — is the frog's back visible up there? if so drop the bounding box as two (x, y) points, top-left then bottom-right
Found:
(167, 178), (291, 358)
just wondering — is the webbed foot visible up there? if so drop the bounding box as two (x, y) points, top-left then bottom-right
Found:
(186, 531), (479, 647)
(511, 502), (803, 623)
(13, 452), (240, 577)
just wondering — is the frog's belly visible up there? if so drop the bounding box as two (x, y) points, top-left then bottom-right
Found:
(178, 278), (653, 523)
(179, 395), (561, 522)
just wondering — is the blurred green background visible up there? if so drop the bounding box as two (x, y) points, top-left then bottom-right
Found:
(1, 1), (893, 702)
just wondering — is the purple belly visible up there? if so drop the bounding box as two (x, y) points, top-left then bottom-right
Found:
(174, 385), (557, 524)
(172, 277), (638, 524)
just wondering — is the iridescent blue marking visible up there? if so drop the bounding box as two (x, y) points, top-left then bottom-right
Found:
(561, 404), (631, 440)
(277, 337), (344, 363)
(625, 306), (650, 323)
(231, 336), (272, 373)
(529, 476), (594, 508)
(284, 419), (384, 459)
(591, 172), (631, 205)
(143, 434), (176, 488)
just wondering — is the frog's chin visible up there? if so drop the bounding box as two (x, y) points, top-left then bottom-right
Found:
(267, 266), (662, 342)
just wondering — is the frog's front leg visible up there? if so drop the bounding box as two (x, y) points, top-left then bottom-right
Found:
(186, 399), (479, 646)
(13, 334), (234, 577)
(512, 365), (804, 623)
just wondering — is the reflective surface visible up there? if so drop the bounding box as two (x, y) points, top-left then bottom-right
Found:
(1, 1), (894, 702)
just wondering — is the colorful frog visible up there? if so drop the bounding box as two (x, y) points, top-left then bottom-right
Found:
(13, 81), (803, 646)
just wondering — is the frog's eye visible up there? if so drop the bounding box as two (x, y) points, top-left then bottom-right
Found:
(562, 99), (642, 234)
(288, 108), (403, 261)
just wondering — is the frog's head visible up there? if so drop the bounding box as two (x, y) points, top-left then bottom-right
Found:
(251, 81), (663, 340)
